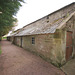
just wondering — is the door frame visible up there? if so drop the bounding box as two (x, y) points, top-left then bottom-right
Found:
(66, 31), (73, 60)
(21, 36), (22, 47)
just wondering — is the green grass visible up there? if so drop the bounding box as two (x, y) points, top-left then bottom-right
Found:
(2, 37), (7, 40)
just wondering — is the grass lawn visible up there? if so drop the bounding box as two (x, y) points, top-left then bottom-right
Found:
(2, 37), (7, 40)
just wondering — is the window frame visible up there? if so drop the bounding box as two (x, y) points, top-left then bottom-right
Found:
(32, 37), (35, 44)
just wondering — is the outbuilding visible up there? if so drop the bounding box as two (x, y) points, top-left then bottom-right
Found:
(7, 3), (75, 67)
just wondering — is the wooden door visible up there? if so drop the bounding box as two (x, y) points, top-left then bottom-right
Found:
(13, 37), (16, 44)
(21, 37), (22, 47)
(66, 31), (73, 60)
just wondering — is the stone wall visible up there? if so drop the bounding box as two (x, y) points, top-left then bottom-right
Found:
(14, 37), (21, 47)
(17, 30), (66, 67)
(7, 37), (14, 43)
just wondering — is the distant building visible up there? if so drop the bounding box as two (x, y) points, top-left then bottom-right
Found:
(7, 2), (75, 67)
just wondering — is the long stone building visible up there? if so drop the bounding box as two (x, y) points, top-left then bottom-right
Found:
(7, 2), (75, 67)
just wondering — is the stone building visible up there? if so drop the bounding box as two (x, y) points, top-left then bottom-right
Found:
(7, 2), (75, 67)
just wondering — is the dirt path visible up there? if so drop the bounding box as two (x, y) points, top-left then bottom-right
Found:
(0, 40), (65, 75)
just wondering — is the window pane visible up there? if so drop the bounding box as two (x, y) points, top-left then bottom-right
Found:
(32, 37), (35, 44)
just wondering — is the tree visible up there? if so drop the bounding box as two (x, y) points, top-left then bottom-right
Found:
(0, 0), (24, 40)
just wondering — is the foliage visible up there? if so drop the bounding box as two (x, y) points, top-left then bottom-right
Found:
(0, 0), (24, 37)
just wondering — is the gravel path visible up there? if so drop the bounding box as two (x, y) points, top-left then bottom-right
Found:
(0, 40), (65, 75)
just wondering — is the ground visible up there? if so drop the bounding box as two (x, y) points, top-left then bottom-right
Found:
(61, 58), (75, 75)
(0, 40), (65, 75)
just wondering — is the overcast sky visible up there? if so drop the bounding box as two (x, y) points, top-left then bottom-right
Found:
(15, 0), (74, 30)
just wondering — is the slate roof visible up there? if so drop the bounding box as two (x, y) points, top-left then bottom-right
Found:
(9, 2), (75, 37)
(15, 18), (63, 36)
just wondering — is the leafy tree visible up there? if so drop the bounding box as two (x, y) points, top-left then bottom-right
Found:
(0, 0), (24, 40)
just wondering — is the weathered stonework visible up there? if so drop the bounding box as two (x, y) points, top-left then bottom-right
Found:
(13, 30), (66, 67)
(7, 3), (75, 67)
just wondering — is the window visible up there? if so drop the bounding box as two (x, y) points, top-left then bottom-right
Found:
(32, 37), (35, 44)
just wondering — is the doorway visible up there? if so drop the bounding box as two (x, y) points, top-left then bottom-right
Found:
(21, 37), (22, 47)
(66, 31), (73, 60)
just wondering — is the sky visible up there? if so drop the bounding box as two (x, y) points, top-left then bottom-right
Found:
(15, 0), (74, 30)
